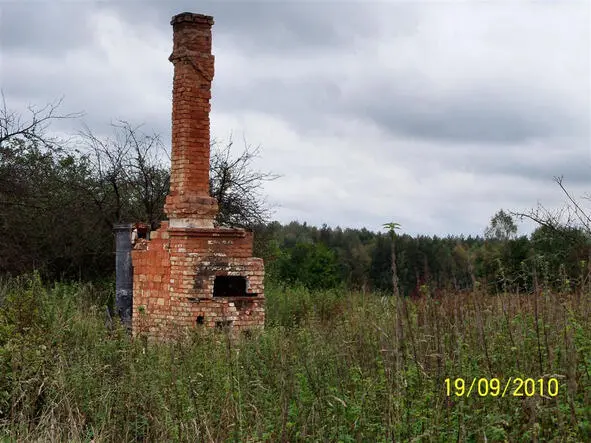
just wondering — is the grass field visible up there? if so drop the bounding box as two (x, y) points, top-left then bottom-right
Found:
(0, 275), (589, 442)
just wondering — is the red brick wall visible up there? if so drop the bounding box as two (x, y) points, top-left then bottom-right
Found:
(131, 223), (172, 338)
(132, 224), (265, 339)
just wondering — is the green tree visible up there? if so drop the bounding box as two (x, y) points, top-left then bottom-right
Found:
(276, 242), (341, 290)
(0, 138), (112, 278)
(369, 233), (393, 293)
(485, 209), (518, 241)
(530, 225), (590, 291)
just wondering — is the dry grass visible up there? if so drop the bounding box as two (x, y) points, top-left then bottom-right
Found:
(0, 276), (589, 441)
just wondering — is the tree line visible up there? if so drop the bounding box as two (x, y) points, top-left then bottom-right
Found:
(1, 96), (589, 293)
(257, 215), (591, 295)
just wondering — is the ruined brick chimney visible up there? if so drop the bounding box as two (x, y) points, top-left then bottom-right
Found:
(130, 12), (265, 339)
(165, 12), (218, 228)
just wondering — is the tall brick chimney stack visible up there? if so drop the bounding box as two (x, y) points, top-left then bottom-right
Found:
(131, 12), (266, 339)
(164, 12), (218, 228)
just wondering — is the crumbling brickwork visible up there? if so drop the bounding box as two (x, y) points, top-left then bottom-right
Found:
(131, 12), (265, 340)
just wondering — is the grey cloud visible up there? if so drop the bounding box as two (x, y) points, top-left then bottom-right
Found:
(208, 2), (391, 54)
(104, 1), (406, 55)
(473, 149), (591, 185)
(214, 69), (588, 146)
(0, 2), (96, 56)
(0, 59), (169, 140)
(352, 80), (588, 144)
(213, 76), (342, 133)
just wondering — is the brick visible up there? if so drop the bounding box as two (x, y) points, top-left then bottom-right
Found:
(131, 12), (265, 341)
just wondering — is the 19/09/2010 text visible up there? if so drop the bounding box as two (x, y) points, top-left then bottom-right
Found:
(444, 377), (559, 397)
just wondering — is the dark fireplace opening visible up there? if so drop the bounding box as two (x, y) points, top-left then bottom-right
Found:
(213, 276), (248, 297)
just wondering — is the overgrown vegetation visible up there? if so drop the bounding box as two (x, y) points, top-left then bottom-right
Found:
(0, 275), (589, 441)
(2, 96), (590, 441)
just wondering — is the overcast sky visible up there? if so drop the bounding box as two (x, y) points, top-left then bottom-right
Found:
(1, 0), (589, 236)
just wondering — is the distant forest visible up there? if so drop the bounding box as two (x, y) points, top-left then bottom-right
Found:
(2, 128), (589, 296)
(1, 101), (590, 295)
(256, 219), (590, 295)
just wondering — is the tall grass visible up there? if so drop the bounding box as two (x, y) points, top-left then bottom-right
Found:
(0, 275), (589, 441)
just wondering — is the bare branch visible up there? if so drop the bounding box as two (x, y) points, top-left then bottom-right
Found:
(209, 136), (280, 228)
(0, 91), (84, 151)
(554, 175), (591, 234)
